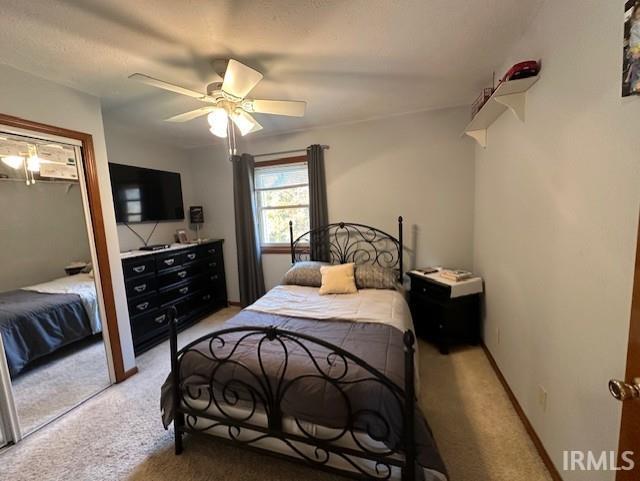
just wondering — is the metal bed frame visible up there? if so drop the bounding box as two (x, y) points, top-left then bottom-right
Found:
(168, 217), (419, 480)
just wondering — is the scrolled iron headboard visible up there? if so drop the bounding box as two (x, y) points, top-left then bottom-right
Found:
(289, 216), (403, 282)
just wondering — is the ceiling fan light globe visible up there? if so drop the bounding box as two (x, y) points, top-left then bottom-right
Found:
(26, 156), (41, 172)
(230, 110), (257, 136)
(207, 108), (228, 128)
(1, 155), (25, 169)
(209, 126), (228, 138)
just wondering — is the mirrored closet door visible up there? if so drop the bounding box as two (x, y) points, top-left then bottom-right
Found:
(0, 128), (111, 441)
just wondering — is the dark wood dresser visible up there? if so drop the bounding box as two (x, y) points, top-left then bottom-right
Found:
(121, 239), (227, 354)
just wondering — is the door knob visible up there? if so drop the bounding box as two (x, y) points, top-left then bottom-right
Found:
(609, 378), (640, 401)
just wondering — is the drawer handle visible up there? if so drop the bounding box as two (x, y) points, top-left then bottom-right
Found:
(422, 287), (427, 293)
(133, 265), (146, 273)
(177, 270), (187, 279)
(163, 258), (175, 266)
(209, 262), (217, 268)
(133, 284), (147, 293)
(208, 248), (216, 254)
(202, 294), (211, 301)
(154, 314), (167, 324)
(210, 275), (218, 281)
(179, 287), (189, 294)
(187, 253), (196, 260)
(136, 301), (150, 311)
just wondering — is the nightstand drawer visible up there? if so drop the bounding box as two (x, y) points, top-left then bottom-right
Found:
(410, 275), (451, 300)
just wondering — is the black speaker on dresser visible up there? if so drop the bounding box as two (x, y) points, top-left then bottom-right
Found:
(121, 239), (227, 354)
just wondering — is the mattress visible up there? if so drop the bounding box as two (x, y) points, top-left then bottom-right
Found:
(162, 285), (446, 480)
(184, 394), (446, 481)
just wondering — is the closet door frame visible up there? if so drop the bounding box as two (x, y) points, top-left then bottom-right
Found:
(0, 113), (129, 383)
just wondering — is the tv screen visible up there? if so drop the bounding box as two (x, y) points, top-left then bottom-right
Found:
(108, 163), (185, 224)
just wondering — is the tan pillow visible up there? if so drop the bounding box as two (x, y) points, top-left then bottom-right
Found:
(319, 263), (357, 295)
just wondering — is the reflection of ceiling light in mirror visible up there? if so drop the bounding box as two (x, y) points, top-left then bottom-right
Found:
(207, 108), (228, 138)
(1, 155), (24, 169)
(26, 156), (41, 172)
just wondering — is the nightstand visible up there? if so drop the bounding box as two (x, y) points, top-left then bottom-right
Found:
(408, 270), (482, 354)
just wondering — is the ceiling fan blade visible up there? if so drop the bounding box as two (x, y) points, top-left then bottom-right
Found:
(245, 99), (306, 117)
(221, 59), (263, 100)
(230, 110), (263, 136)
(165, 106), (215, 122)
(129, 73), (206, 99)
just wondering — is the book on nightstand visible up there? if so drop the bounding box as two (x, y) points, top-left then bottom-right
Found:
(439, 269), (473, 282)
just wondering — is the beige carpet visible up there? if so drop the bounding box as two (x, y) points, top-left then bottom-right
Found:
(0, 307), (552, 481)
(11, 337), (110, 435)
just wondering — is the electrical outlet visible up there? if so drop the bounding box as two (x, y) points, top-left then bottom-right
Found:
(538, 385), (548, 412)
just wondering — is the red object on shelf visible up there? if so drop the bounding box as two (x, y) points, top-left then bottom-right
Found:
(501, 60), (540, 83)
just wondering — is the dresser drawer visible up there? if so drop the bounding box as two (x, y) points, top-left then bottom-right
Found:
(130, 308), (170, 342)
(125, 275), (156, 298)
(199, 242), (222, 259)
(156, 251), (186, 272)
(203, 270), (223, 285)
(182, 247), (200, 264)
(202, 257), (223, 273)
(123, 257), (155, 279)
(128, 293), (158, 318)
(157, 264), (198, 289)
(159, 279), (201, 307)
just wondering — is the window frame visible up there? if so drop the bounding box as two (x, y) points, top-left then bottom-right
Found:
(254, 155), (310, 254)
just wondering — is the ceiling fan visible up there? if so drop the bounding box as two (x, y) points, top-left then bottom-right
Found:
(129, 59), (306, 139)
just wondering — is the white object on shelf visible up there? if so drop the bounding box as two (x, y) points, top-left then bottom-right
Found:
(463, 76), (539, 148)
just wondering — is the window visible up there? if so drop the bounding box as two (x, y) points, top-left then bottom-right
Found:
(255, 160), (310, 250)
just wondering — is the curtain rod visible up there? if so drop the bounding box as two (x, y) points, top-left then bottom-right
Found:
(253, 145), (330, 159)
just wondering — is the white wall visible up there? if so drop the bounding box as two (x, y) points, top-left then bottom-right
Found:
(103, 123), (197, 252)
(189, 107), (475, 302)
(0, 63), (135, 374)
(473, 1), (639, 479)
(0, 182), (91, 291)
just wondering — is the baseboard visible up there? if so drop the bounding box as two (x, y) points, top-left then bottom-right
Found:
(228, 301), (242, 307)
(481, 344), (563, 481)
(117, 366), (138, 383)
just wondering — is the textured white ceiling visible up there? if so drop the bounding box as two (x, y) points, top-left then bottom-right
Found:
(0, 0), (543, 147)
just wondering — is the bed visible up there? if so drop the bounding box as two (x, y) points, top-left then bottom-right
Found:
(161, 218), (448, 481)
(0, 273), (101, 377)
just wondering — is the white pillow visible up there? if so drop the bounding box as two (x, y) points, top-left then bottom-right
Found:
(319, 263), (357, 295)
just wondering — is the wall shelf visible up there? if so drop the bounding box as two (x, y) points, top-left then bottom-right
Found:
(463, 76), (539, 148)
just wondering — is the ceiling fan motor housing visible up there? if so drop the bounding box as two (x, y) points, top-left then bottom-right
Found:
(206, 82), (223, 96)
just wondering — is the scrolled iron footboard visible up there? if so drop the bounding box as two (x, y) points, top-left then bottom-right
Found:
(168, 307), (418, 481)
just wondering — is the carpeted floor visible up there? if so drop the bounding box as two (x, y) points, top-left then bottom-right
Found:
(0, 307), (552, 481)
(11, 337), (110, 435)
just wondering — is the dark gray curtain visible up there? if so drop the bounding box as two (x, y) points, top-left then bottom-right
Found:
(307, 144), (330, 261)
(232, 153), (265, 306)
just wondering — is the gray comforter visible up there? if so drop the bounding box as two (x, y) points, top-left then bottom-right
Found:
(161, 310), (447, 479)
(0, 289), (92, 377)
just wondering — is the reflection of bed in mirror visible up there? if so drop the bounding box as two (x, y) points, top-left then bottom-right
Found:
(0, 273), (101, 377)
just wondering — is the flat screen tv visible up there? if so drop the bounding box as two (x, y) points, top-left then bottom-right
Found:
(108, 163), (185, 224)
